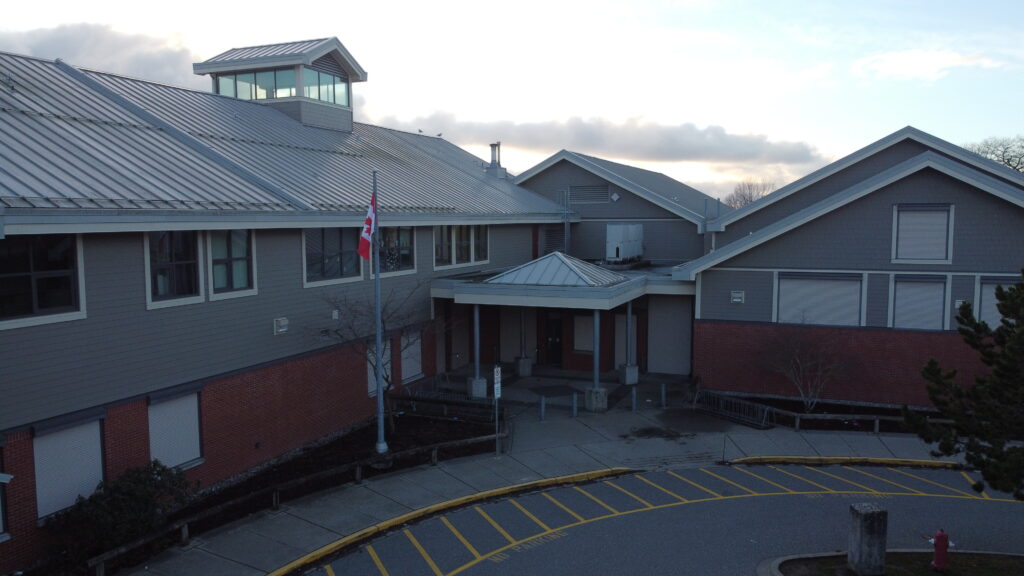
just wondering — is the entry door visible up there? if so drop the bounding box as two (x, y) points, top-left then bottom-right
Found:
(545, 317), (563, 366)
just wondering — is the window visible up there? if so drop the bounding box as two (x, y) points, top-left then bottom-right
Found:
(979, 281), (1012, 328)
(0, 234), (79, 321)
(777, 275), (861, 326)
(574, 315), (595, 352)
(148, 231), (200, 302)
(893, 205), (952, 262)
(304, 228), (361, 285)
(401, 330), (423, 384)
(434, 226), (452, 266)
(210, 230), (254, 296)
(149, 394), (201, 468)
(218, 68), (296, 100)
(378, 227), (415, 273)
(34, 420), (103, 518)
(302, 67), (349, 106)
(433, 225), (490, 268)
(893, 278), (946, 330)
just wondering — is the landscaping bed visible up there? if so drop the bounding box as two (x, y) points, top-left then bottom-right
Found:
(743, 396), (920, 433)
(780, 551), (1024, 575)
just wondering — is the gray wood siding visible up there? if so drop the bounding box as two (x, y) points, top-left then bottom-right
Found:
(720, 169), (1024, 274)
(699, 270), (774, 322)
(647, 295), (692, 375)
(950, 275), (976, 323)
(0, 224), (533, 431)
(866, 274), (890, 327)
(717, 139), (930, 245)
(570, 220), (703, 262)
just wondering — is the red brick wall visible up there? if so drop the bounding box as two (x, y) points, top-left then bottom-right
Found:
(693, 320), (985, 407)
(0, 430), (46, 573)
(103, 400), (150, 480)
(188, 344), (373, 489)
(562, 311), (616, 373)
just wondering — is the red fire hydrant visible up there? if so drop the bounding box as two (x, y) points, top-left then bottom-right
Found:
(931, 528), (949, 572)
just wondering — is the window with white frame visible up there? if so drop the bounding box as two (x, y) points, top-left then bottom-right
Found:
(367, 340), (391, 397)
(979, 281), (1013, 328)
(893, 205), (952, 262)
(893, 277), (946, 330)
(0, 234), (80, 322)
(34, 420), (103, 518)
(149, 393), (202, 468)
(377, 227), (415, 273)
(433, 225), (489, 268)
(573, 314), (595, 352)
(401, 329), (423, 384)
(147, 231), (203, 307)
(304, 228), (361, 284)
(209, 230), (254, 295)
(777, 275), (862, 326)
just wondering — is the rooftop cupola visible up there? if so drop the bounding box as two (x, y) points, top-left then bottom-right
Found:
(193, 37), (367, 132)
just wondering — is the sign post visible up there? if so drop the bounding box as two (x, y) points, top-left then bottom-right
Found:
(493, 365), (502, 456)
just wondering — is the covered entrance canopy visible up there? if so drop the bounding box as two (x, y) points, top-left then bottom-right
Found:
(434, 252), (646, 392)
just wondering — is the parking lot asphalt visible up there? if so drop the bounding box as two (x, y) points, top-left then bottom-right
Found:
(125, 375), (971, 576)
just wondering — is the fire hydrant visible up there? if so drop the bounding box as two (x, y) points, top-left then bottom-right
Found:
(931, 528), (949, 572)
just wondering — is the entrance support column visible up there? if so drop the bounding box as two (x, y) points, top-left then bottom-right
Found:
(516, 307), (533, 377)
(468, 304), (487, 398)
(585, 308), (608, 412)
(622, 300), (639, 385)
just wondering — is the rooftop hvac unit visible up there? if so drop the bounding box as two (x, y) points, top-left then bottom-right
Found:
(606, 223), (643, 262)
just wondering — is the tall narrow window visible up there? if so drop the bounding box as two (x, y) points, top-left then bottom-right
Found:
(378, 227), (415, 273)
(454, 226), (471, 264)
(434, 225), (452, 266)
(473, 225), (489, 261)
(210, 230), (253, 293)
(149, 231), (199, 300)
(275, 68), (296, 98)
(217, 75), (236, 98)
(303, 68), (319, 100)
(0, 234), (78, 320)
(893, 205), (952, 262)
(235, 73), (256, 100)
(304, 228), (360, 283)
(255, 71), (275, 99)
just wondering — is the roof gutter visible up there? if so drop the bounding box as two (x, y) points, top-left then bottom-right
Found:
(53, 59), (317, 212)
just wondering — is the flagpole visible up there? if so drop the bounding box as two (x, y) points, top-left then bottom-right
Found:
(372, 170), (388, 454)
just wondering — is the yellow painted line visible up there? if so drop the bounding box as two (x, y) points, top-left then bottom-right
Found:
(475, 506), (516, 544)
(511, 499), (551, 531)
(769, 465), (834, 492)
(441, 516), (481, 559)
(733, 455), (961, 468)
(366, 545), (389, 576)
(960, 471), (990, 499)
(700, 467), (757, 495)
(806, 466), (879, 493)
(324, 565), (337, 576)
(844, 466), (922, 494)
(575, 486), (619, 514)
(889, 468), (980, 498)
(637, 474), (689, 501)
(734, 466), (794, 493)
(404, 529), (443, 576)
(543, 492), (586, 522)
(668, 470), (722, 497)
(605, 480), (655, 508)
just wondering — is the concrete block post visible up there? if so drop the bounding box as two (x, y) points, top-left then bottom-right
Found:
(847, 503), (887, 576)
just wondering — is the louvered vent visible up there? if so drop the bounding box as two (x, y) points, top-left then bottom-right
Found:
(569, 185), (610, 204)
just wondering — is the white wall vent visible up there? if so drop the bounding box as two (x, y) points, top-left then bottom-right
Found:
(273, 317), (289, 335)
(606, 223), (643, 263)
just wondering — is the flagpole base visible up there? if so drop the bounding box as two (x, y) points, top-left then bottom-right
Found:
(375, 441), (389, 454)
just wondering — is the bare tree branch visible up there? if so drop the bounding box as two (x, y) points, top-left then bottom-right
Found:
(723, 178), (776, 209)
(764, 331), (849, 413)
(964, 135), (1024, 172)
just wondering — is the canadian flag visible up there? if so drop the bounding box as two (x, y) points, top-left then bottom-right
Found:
(357, 191), (376, 260)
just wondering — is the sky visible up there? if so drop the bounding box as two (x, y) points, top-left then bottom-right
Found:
(1, 0), (1021, 198)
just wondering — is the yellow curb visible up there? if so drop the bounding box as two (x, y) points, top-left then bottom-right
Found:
(266, 467), (632, 576)
(731, 456), (961, 468)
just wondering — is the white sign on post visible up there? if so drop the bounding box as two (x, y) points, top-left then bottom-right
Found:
(493, 366), (502, 399)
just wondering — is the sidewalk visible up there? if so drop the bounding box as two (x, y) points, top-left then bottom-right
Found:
(126, 377), (955, 576)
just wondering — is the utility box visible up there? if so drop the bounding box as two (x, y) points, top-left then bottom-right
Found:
(606, 223), (643, 263)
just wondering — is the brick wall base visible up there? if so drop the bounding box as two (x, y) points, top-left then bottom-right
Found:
(693, 320), (984, 407)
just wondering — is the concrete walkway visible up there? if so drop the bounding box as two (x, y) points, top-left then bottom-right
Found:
(126, 377), (957, 576)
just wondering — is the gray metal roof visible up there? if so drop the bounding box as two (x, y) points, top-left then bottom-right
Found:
(486, 252), (627, 287)
(0, 50), (567, 229)
(0, 52), (297, 212)
(192, 38), (368, 82)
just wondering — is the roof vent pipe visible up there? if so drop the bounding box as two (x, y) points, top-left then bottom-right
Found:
(489, 141), (501, 167)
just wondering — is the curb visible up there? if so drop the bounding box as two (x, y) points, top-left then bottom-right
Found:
(731, 456), (962, 468)
(266, 467), (633, 576)
(757, 549), (1024, 576)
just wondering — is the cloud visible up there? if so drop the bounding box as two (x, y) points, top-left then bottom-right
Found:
(852, 49), (1001, 82)
(0, 23), (206, 90)
(367, 112), (824, 165)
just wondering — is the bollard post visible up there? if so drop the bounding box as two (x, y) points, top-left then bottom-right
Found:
(848, 503), (887, 575)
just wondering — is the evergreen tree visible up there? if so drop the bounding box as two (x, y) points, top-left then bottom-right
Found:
(905, 271), (1024, 499)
